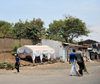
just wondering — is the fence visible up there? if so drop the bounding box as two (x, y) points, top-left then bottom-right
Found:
(0, 38), (40, 52)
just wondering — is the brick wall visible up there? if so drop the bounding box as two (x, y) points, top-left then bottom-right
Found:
(0, 38), (40, 52)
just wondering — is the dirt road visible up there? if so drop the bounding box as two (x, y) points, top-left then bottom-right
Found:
(0, 61), (100, 84)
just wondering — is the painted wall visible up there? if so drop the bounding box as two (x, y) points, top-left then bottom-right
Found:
(42, 39), (63, 59)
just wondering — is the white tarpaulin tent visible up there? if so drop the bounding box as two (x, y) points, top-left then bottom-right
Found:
(17, 45), (55, 62)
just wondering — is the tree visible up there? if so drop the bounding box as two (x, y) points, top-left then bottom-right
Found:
(13, 20), (26, 38)
(0, 21), (13, 37)
(46, 20), (65, 41)
(24, 24), (40, 40)
(64, 16), (89, 43)
(46, 16), (90, 43)
(30, 18), (45, 38)
(13, 18), (45, 40)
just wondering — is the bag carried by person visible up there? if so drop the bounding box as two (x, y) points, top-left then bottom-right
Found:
(76, 53), (83, 63)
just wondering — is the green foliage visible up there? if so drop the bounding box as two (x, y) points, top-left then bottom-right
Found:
(64, 16), (89, 43)
(0, 63), (5, 69)
(24, 24), (40, 40)
(30, 18), (44, 28)
(46, 16), (90, 43)
(0, 62), (15, 70)
(7, 63), (15, 70)
(0, 18), (45, 40)
(13, 20), (26, 38)
(46, 20), (65, 41)
(13, 18), (45, 40)
(0, 16), (90, 43)
(0, 21), (13, 37)
(12, 43), (21, 55)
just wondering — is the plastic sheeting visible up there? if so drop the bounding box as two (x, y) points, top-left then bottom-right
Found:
(17, 45), (55, 61)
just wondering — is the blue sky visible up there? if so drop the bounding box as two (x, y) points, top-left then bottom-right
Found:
(0, 0), (100, 41)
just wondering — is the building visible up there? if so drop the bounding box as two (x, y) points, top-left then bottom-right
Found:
(42, 39), (87, 61)
(78, 39), (100, 60)
(42, 39), (63, 59)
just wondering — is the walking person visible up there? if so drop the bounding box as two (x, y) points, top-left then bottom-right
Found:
(76, 48), (88, 76)
(69, 49), (79, 76)
(15, 54), (20, 73)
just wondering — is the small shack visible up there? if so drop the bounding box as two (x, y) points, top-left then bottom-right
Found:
(42, 39), (63, 59)
(78, 39), (100, 60)
(17, 45), (55, 63)
(42, 39), (88, 62)
(63, 43), (88, 61)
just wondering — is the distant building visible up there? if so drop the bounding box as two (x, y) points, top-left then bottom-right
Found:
(78, 39), (100, 50)
(42, 39), (87, 61)
(78, 39), (100, 60)
(42, 39), (63, 59)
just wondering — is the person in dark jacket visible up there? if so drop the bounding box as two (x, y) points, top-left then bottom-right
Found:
(15, 54), (20, 72)
(76, 50), (85, 76)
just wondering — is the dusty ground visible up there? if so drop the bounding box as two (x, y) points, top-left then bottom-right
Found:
(0, 52), (32, 64)
(0, 52), (100, 84)
(0, 60), (100, 84)
(0, 60), (100, 75)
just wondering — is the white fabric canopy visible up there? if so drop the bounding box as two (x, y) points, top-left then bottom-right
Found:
(17, 45), (55, 61)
